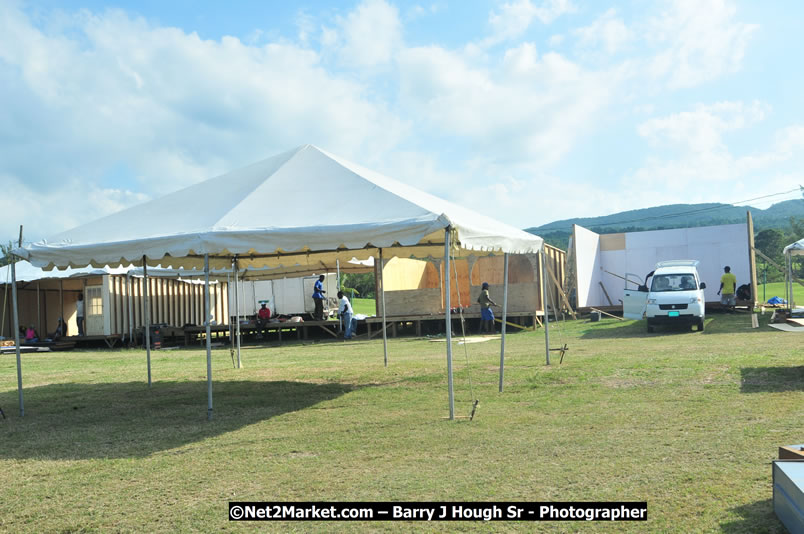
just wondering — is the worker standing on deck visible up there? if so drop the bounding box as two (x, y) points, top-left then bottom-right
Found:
(312, 275), (326, 321)
(477, 282), (498, 334)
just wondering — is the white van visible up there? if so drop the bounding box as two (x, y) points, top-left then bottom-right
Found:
(623, 260), (707, 332)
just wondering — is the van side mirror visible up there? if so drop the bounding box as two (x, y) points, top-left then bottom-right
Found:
(638, 284), (648, 292)
(700, 282), (706, 289)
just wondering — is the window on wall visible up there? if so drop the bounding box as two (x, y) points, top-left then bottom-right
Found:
(86, 287), (103, 316)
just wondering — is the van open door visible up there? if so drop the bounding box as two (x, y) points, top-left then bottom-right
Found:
(622, 272), (648, 320)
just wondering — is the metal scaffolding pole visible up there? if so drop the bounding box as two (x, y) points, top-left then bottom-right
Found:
(379, 248), (388, 367)
(11, 258), (24, 416)
(498, 252), (509, 392)
(541, 248), (551, 365)
(143, 258), (152, 386)
(234, 257), (241, 369)
(444, 228), (454, 420)
(205, 254), (213, 420)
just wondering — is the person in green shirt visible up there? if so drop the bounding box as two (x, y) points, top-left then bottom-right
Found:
(717, 266), (737, 311)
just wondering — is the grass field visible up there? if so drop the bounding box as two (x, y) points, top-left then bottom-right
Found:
(351, 297), (376, 316)
(757, 281), (804, 305)
(0, 311), (801, 532)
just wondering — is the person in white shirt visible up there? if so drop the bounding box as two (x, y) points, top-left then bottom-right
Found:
(76, 293), (85, 336)
(338, 291), (355, 339)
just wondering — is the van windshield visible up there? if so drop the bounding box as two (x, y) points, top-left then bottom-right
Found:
(650, 274), (697, 292)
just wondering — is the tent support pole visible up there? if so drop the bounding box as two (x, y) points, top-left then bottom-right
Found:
(36, 282), (41, 337)
(234, 257), (241, 369)
(336, 260), (342, 333)
(59, 279), (64, 336)
(126, 273), (133, 347)
(205, 254), (213, 420)
(541, 249), (551, 365)
(499, 252), (509, 393)
(11, 257), (24, 416)
(444, 228), (454, 420)
(143, 258), (152, 386)
(380, 248), (388, 367)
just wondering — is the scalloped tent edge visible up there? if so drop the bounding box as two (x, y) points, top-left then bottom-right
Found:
(8, 145), (546, 421)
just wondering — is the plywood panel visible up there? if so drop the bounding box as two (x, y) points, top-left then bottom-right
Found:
(600, 233), (626, 251)
(385, 288), (443, 315)
(383, 258), (438, 290)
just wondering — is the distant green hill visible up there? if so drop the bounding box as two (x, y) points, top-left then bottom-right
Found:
(527, 199), (804, 250)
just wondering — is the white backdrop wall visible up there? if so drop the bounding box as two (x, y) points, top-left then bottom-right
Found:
(573, 225), (602, 308)
(576, 223), (751, 308)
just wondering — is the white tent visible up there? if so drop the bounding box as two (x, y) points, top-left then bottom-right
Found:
(783, 238), (804, 309)
(11, 145), (544, 419)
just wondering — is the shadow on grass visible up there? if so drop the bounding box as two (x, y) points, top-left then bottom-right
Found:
(0, 380), (354, 460)
(579, 312), (768, 339)
(720, 498), (786, 533)
(740, 367), (804, 393)
(579, 320), (694, 339)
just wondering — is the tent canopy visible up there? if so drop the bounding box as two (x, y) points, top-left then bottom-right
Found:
(16, 145), (542, 271)
(783, 238), (804, 256)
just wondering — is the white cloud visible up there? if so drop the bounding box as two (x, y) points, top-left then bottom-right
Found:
(0, 4), (407, 240)
(397, 44), (625, 167)
(574, 8), (632, 55)
(628, 102), (802, 206)
(638, 101), (769, 154)
(645, 0), (758, 88)
(484, 0), (576, 47)
(333, 0), (402, 68)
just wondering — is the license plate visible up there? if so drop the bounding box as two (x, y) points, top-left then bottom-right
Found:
(668, 311), (680, 317)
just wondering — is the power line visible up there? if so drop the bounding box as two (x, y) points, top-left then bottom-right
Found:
(533, 187), (802, 233)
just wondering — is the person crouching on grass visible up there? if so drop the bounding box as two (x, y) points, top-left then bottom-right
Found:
(477, 282), (498, 334)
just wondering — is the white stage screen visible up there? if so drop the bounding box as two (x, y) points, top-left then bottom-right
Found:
(575, 223), (750, 308)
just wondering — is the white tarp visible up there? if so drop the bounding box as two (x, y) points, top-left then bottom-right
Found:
(16, 145), (542, 270)
(784, 238), (804, 256)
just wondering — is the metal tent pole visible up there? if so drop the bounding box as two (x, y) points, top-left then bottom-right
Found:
(336, 259), (342, 333)
(444, 228), (454, 420)
(143, 257), (152, 386)
(59, 279), (64, 336)
(205, 254), (213, 420)
(380, 249), (388, 367)
(36, 282), (41, 337)
(126, 273), (133, 346)
(234, 258), (241, 369)
(227, 272), (234, 355)
(11, 259), (24, 416)
(499, 252), (509, 392)
(541, 248), (551, 365)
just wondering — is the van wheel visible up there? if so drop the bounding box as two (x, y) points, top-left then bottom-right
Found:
(647, 321), (655, 333)
(697, 318), (705, 332)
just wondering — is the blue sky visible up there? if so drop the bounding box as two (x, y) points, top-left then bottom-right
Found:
(2, 0), (803, 243)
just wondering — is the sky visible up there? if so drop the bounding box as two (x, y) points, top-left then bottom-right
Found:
(1, 0), (803, 244)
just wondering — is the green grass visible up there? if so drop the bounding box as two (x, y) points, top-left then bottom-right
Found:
(351, 297), (376, 316)
(757, 281), (804, 305)
(0, 311), (801, 532)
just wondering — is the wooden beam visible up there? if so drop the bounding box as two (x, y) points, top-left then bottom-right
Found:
(753, 247), (804, 288)
(589, 307), (624, 321)
(747, 211), (759, 308)
(598, 281), (614, 306)
(493, 318), (534, 331)
(545, 262), (577, 319)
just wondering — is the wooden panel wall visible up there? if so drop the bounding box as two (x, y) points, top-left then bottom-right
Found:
(378, 245), (567, 316)
(1, 275), (230, 339)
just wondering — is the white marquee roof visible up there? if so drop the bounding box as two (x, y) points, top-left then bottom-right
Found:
(783, 238), (804, 256)
(16, 145), (542, 272)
